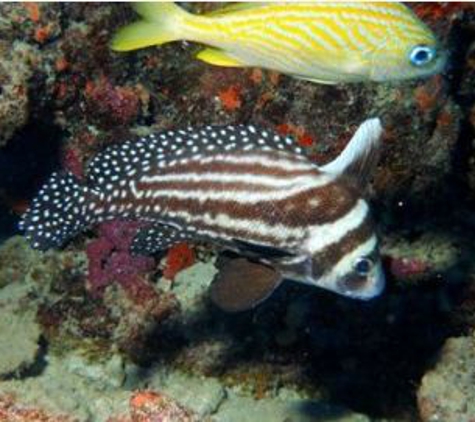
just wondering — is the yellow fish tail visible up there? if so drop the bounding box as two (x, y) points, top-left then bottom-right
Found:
(111, 3), (189, 52)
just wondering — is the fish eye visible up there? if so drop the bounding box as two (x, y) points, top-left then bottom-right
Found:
(354, 257), (373, 277)
(409, 45), (435, 67)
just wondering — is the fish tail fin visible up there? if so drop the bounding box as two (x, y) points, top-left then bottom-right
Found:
(111, 3), (191, 52)
(20, 172), (101, 251)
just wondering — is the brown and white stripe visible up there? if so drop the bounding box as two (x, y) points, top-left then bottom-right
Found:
(121, 150), (365, 257)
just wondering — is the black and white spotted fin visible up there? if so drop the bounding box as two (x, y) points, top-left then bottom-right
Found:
(131, 223), (192, 255)
(86, 124), (309, 189)
(20, 172), (100, 251)
(85, 137), (158, 189)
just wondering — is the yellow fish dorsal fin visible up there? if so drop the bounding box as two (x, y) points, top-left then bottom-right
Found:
(196, 48), (245, 67)
(204, 3), (268, 17)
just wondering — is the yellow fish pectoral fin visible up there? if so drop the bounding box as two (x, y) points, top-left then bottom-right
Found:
(195, 48), (246, 67)
(293, 75), (339, 85)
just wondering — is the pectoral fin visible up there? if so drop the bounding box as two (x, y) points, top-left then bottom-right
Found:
(210, 258), (282, 312)
(293, 75), (338, 85)
(196, 48), (245, 67)
(131, 223), (192, 256)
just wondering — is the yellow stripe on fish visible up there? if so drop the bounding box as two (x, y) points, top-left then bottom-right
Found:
(111, 2), (447, 84)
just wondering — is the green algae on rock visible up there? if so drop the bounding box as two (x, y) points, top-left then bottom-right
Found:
(0, 42), (35, 147)
(418, 331), (475, 422)
(0, 309), (41, 378)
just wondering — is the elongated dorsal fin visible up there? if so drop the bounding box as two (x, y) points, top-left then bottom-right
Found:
(320, 118), (383, 188)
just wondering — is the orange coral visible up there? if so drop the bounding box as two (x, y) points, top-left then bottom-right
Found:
(55, 57), (69, 72)
(218, 84), (242, 111)
(414, 76), (442, 112)
(130, 391), (155, 409)
(276, 123), (315, 147)
(413, 2), (469, 22)
(23, 2), (40, 23)
(163, 243), (195, 280)
(436, 109), (454, 128)
(108, 390), (195, 422)
(34, 24), (52, 44)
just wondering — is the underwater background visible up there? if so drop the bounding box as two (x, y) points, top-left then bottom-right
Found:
(0, 2), (475, 421)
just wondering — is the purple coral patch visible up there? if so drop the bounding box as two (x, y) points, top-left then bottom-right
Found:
(86, 220), (155, 296)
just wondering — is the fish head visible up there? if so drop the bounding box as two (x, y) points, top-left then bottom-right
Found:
(292, 117), (386, 300)
(366, 12), (447, 81)
(370, 41), (446, 82)
(317, 242), (385, 301)
(307, 219), (385, 300)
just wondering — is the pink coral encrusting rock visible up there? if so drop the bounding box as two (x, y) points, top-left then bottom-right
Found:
(108, 390), (197, 422)
(85, 77), (140, 127)
(86, 220), (155, 297)
(0, 394), (76, 422)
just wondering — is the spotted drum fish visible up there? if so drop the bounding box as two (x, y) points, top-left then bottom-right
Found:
(112, 2), (446, 84)
(21, 119), (385, 312)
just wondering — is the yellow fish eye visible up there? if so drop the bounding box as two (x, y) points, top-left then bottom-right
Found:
(409, 45), (436, 67)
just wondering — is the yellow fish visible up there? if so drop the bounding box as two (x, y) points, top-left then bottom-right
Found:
(112, 2), (447, 84)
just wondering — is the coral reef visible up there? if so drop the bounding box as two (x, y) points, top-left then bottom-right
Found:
(0, 394), (75, 422)
(383, 232), (462, 284)
(86, 220), (155, 296)
(0, 2), (475, 422)
(0, 41), (34, 147)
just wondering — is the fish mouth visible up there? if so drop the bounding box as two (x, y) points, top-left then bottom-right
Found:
(345, 262), (386, 301)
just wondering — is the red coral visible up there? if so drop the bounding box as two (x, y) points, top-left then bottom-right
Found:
(388, 257), (430, 280)
(276, 123), (316, 147)
(413, 2), (468, 23)
(61, 147), (84, 179)
(414, 75), (443, 113)
(218, 84), (242, 111)
(163, 243), (195, 281)
(86, 221), (155, 297)
(85, 77), (139, 126)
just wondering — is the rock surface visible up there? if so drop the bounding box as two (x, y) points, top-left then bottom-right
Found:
(0, 308), (41, 378)
(418, 332), (475, 422)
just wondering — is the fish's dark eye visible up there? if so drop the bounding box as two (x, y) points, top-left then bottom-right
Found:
(354, 257), (373, 277)
(409, 45), (435, 67)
